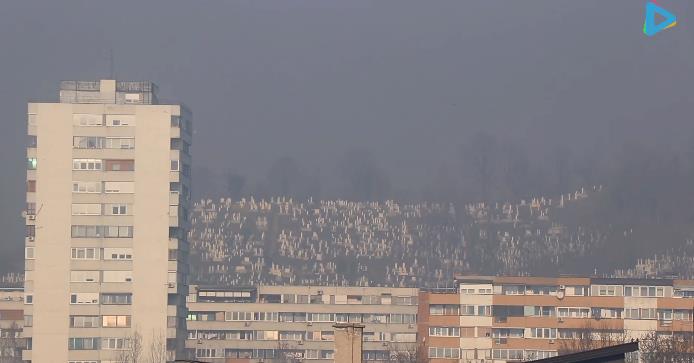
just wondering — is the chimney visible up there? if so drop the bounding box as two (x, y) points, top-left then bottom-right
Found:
(333, 323), (364, 363)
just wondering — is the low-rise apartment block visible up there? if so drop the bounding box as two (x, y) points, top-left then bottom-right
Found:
(186, 285), (419, 362)
(419, 276), (694, 363)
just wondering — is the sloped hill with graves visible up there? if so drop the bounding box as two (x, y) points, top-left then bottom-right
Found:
(188, 185), (694, 287)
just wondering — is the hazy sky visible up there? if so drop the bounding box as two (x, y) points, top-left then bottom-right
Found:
(1, 0), (693, 272)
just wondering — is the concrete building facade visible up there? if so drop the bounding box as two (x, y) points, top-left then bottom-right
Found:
(419, 276), (694, 363)
(24, 80), (192, 362)
(333, 323), (364, 363)
(185, 285), (419, 362)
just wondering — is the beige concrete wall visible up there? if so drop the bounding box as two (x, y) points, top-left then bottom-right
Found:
(30, 102), (73, 363)
(132, 105), (174, 351)
(459, 284), (493, 350)
(334, 325), (363, 363)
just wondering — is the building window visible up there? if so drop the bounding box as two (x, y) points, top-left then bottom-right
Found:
(598, 285), (618, 296)
(625, 285), (665, 297)
(103, 248), (133, 260)
(225, 311), (253, 321)
(428, 347), (460, 359)
(102, 337), (129, 350)
(71, 247), (100, 260)
(531, 306), (556, 317)
(102, 315), (131, 328)
(106, 115), (135, 127)
(70, 270), (100, 283)
(73, 136), (104, 149)
(68, 337), (99, 350)
(255, 312), (279, 321)
(171, 160), (179, 171)
(72, 159), (102, 171)
(640, 308), (657, 319)
(104, 159), (134, 171)
(27, 180), (36, 192)
(70, 316), (100, 328)
(430, 304), (459, 315)
(25, 247), (35, 259)
(197, 349), (222, 359)
(502, 285), (525, 295)
(530, 328), (557, 339)
(101, 293), (132, 305)
(103, 270), (133, 283)
(105, 137), (135, 149)
(71, 225), (133, 238)
(429, 327), (460, 337)
(171, 138), (182, 150)
(105, 203), (130, 215)
(493, 349), (524, 361)
(478, 305), (493, 316)
(390, 314), (416, 324)
(27, 158), (37, 170)
(391, 295), (417, 305)
(71, 203), (102, 216)
(73, 181), (102, 193)
(23, 315), (33, 327)
(461, 304), (476, 316)
(70, 293), (99, 305)
(279, 331), (304, 341)
(73, 114), (103, 126)
(307, 313), (334, 322)
(557, 307), (590, 318)
(26, 225), (35, 238)
(104, 181), (134, 193)
(27, 135), (37, 148)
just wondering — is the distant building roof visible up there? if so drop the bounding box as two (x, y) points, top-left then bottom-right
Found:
(526, 341), (639, 363)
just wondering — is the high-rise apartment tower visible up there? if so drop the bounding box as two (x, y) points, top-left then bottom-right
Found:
(24, 79), (192, 362)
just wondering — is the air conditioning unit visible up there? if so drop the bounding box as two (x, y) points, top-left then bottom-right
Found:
(382, 342), (389, 347)
(307, 322), (313, 326)
(167, 283), (175, 288)
(317, 290), (323, 295)
(549, 339), (556, 344)
(298, 340), (304, 345)
(558, 317), (564, 323)
(28, 215), (36, 220)
(559, 285), (566, 290)
(28, 236), (35, 241)
(244, 321), (251, 327)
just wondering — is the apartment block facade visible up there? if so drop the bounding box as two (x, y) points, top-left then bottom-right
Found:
(185, 285), (420, 362)
(24, 80), (192, 362)
(419, 276), (694, 363)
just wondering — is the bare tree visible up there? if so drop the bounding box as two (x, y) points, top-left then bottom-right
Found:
(276, 341), (301, 363)
(639, 331), (694, 363)
(558, 321), (628, 354)
(146, 331), (167, 363)
(387, 341), (427, 363)
(115, 331), (143, 363)
(0, 322), (23, 363)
